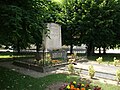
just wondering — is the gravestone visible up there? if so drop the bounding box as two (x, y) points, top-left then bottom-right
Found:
(44, 23), (62, 51)
(42, 23), (67, 61)
(50, 50), (67, 61)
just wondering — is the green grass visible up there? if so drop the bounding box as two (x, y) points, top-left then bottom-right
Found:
(0, 52), (35, 62)
(0, 66), (120, 90)
(86, 54), (120, 66)
(0, 55), (34, 62)
(91, 81), (120, 90)
(0, 66), (79, 90)
(0, 55), (34, 58)
(87, 54), (120, 62)
(0, 55), (13, 58)
(0, 55), (32, 58)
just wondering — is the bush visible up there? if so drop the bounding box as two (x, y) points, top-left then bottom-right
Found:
(88, 65), (95, 79)
(68, 64), (75, 74)
(96, 57), (103, 64)
(113, 60), (119, 66)
(116, 69), (120, 83)
(113, 57), (119, 66)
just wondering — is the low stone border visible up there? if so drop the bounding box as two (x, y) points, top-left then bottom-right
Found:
(13, 61), (68, 73)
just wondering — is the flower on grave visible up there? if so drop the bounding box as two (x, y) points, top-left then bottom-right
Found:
(51, 60), (61, 64)
(47, 54), (51, 57)
(46, 54), (51, 61)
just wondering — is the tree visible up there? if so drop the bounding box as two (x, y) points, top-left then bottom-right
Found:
(61, 0), (85, 54)
(0, 0), (62, 53)
(30, 0), (62, 52)
(93, 0), (120, 54)
(61, 0), (120, 55)
(71, 0), (119, 55)
(0, 0), (35, 53)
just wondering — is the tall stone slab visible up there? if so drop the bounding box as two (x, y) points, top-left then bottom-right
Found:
(44, 23), (62, 50)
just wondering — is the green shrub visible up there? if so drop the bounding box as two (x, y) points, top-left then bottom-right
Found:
(116, 69), (120, 83)
(113, 57), (116, 60)
(113, 57), (119, 66)
(113, 60), (119, 66)
(96, 57), (103, 64)
(68, 64), (75, 74)
(88, 65), (95, 79)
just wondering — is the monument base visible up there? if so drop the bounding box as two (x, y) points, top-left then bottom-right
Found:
(13, 60), (68, 73)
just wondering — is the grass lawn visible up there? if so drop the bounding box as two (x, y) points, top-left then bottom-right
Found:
(85, 54), (120, 66)
(0, 55), (34, 58)
(92, 81), (120, 90)
(0, 55), (13, 58)
(0, 52), (35, 58)
(87, 54), (120, 61)
(0, 66), (120, 90)
(0, 52), (35, 62)
(0, 66), (80, 90)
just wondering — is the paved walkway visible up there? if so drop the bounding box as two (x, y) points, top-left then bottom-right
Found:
(74, 61), (120, 80)
(75, 61), (120, 75)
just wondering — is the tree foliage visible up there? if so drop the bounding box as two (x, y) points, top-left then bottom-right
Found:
(0, 0), (120, 56)
(61, 0), (120, 55)
(0, 0), (61, 52)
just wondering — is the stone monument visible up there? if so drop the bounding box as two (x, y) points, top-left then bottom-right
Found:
(44, 23), (62, 51)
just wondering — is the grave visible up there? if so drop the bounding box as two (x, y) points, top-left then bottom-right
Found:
(13, 23), (68, 73)
(50, 50), (67, 61)
(13, 50), (68, 73)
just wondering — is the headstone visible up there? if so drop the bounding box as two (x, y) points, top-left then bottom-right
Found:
(44, 23), (62, 51)
(50, 50), (67, 61)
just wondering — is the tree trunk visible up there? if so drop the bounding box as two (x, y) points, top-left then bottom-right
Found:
(17, 39), (20, 53)
(87, 43), (94, 56)
(99, 47), (101, 54)
(70, 43), (73, 54)
(103, 47), (106, 54)
(91, 46), (94, 54)
(36, 43), (40, 52)
(35, 43), (42, 62)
